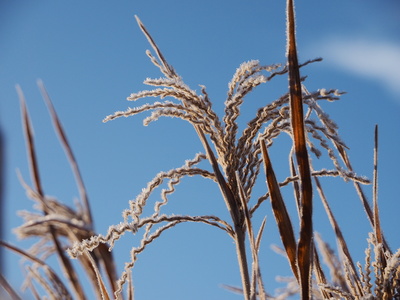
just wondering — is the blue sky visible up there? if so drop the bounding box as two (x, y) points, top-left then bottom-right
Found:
(1, 1), (399, 299)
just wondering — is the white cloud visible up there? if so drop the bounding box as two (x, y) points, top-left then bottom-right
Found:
(316, 38), (400, 97)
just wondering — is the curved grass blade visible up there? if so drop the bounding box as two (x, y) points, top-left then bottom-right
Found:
(260, 139), (298, 282)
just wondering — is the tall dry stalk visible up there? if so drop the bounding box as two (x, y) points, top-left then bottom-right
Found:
(286, 0), (313, 298)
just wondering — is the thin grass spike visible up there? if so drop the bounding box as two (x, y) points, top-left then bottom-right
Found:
(38, 80), (93, 227)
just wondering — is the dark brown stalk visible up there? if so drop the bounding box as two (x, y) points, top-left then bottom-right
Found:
(16, 86), (86, 300)
(286, 0), (313, 298)
(291, 155), (331, 299)
(260, 139), (298, 282)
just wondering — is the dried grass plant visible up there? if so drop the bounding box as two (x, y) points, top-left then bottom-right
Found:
(2, 0), (399, 299)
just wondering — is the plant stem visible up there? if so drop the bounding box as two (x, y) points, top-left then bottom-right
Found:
(234, 226), (251, 300)
(194, 126), (251, 299)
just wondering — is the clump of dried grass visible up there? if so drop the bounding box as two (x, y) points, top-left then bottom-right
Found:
(1, 0), (398, 299)
(1, 84), (118, 300)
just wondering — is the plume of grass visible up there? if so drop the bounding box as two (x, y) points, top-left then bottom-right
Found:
(73, 5), (367, 298)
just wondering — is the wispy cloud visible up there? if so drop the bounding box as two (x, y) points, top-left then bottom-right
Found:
(315, 38), (400, 98)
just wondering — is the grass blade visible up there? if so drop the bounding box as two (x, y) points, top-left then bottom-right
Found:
(0, 241), (72, 299)
(260, 139), (298, 282)
(235, 172), (266, 300)
(335, 141), (391, 254)
(290, 154), (301, 210)
(291, 155), (331, 298)
(37, 80), (93, 226)
(16, 86), (86, 300)
(135, 15), (177, 78)
(0, 273), (23, 300)
(83, 250), (111, 300)
(314, 177), (363, 296)
(37, 81), (119, 295)
(312, 246), (333, 299)
(373, 125), (383, 246)
(16, 85), (44, 197)
(372, 125), (390, 297)
(286, 1), (313, 298)
(199, 128), (250, 299)
(255, 217), (267, 258)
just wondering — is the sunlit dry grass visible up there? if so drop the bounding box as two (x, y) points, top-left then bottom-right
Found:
(1, 0), (398, 299)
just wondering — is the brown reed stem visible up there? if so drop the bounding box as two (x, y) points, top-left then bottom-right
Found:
(286, 0), (313, 298)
